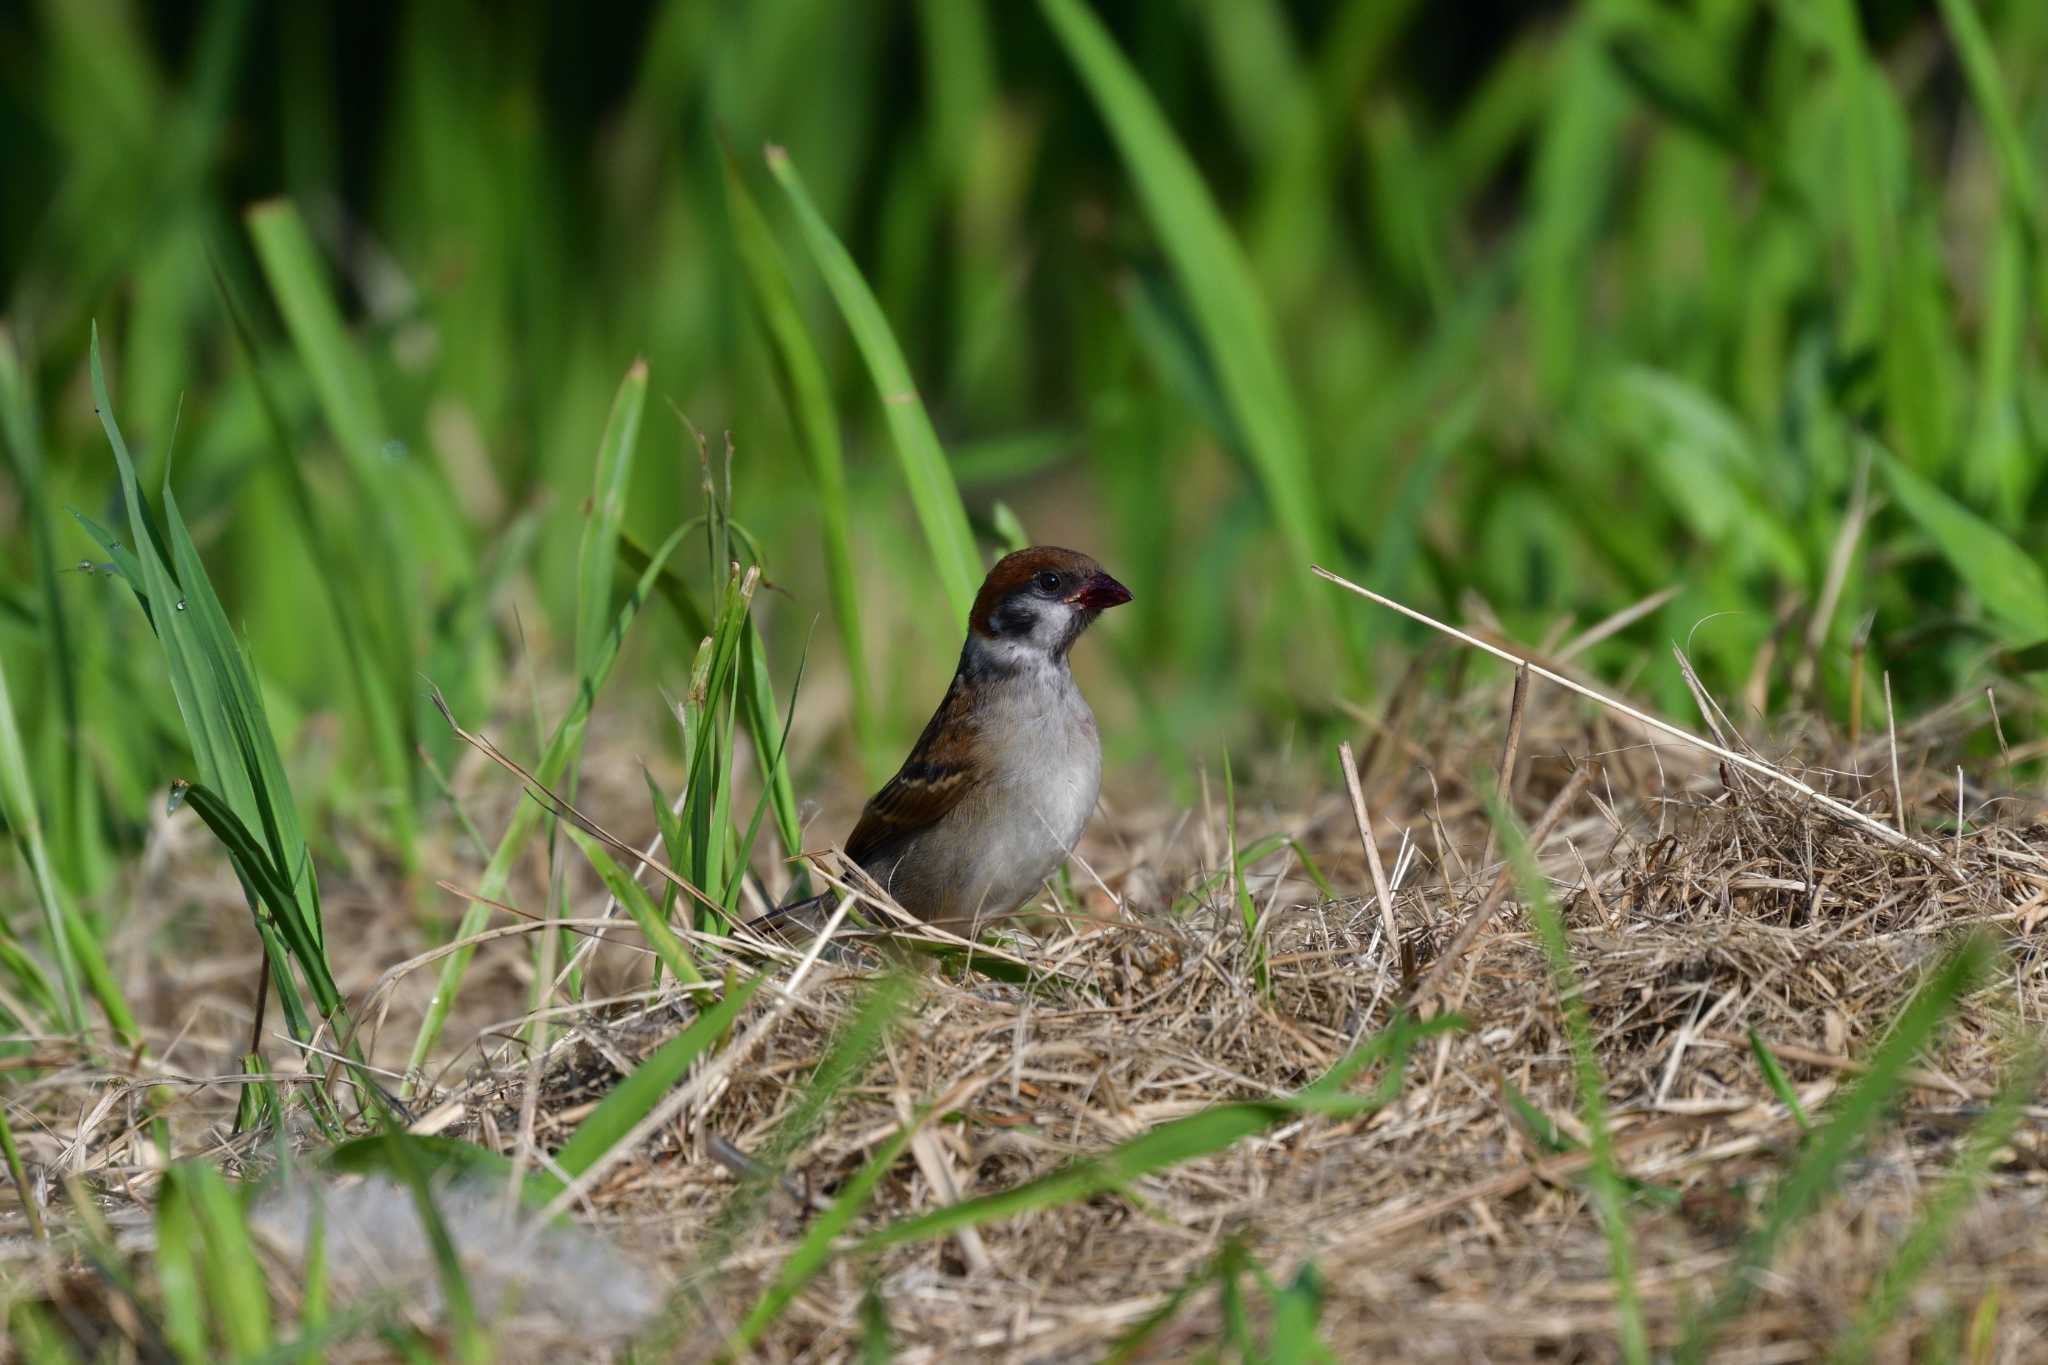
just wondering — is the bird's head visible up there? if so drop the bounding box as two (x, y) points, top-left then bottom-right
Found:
(966, 545), (1131, 666)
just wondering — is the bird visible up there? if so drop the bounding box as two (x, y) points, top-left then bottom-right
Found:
(778, 546), (1131, 935)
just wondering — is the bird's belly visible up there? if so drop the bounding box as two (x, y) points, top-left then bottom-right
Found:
(933, 719), (1100, 927)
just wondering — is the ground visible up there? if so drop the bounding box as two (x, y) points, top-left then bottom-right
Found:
(4, 674), (2045, 1362)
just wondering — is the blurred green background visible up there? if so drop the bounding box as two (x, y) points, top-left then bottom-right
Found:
(3, 0), (2047, 893)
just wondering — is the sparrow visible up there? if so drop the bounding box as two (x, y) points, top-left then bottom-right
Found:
(786, 546), (1131, 934)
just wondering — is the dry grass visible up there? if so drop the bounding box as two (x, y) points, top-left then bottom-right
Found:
(4, 667), (2046, 1362)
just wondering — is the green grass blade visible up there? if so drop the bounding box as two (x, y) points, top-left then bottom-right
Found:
(1828, 1043), (2045, 1364)
(737, 619), (805, 889)
(177, 1162), (273, 1356)
(212, 260), (417, 862)
(1934, 0), (2043, 241)
(1267, 1260), (1334, 1365)
(372, 1123), (486, 1362)
(177, 782), (339, 1021)
(161, 483), (323, 943)
(1880, 452), (2048, 645)
(562, 825), (702, 987)
(1039, 0), (1348, 663)
(858, 1282), (893, 1364)
(1493, 791), (1648, 1365)
(618, 531), (806, 889)
(405, 523), (688, 1088)
(859, 1014), (1443, 1253)
(1678, 934), (1996, 1361)
(1502, 1077), (1575, 1155)
(548, 971), (766, 1187)
(0, 329), (100, 901)
(765, 146), (983, 625)
(574, 360), (647, 679)
(1526, 3), (1629, 397)
(88, 324), (317, 1035)
(299, 1189), (329, 1365)
(1748, 1029), (1812, 1132)
(0, 648), (87, 1033)
(721, 148), (879, 777)
(1217, 1238), (1255, 1358)
(0, 1100), (42, 1241)
(242, 199), (390, 481)
(1223, 753), (1269, 996)
(153, 1170), (207, 1362)
(241, 201), (426, 643)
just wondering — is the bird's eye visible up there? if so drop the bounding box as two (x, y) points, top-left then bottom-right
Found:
(1035, 570), (1063, 594)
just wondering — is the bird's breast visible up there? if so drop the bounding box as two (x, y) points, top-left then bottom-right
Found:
(942, 666), (1101, 923)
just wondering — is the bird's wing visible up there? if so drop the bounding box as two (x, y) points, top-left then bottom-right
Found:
(845, 677), (984, 865)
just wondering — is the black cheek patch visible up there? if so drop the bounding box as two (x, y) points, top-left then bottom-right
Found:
(990, 597), (1039, 637)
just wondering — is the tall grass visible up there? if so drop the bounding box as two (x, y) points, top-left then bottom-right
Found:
(0, 1), (2042, 823)
(2, 0), (2046, 1357)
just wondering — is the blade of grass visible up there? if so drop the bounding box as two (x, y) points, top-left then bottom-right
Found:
(372, 1121), (486, 1362)
(176, 782), (339, 1048)
(574, 360), (647, 679)
(244, 200), (431, 826)
(175, 1161), (273, 1357)
(857, 1011), (1450, 1253)
(154, 1169), (206, 1362)
(0, 330), (100, 901)
(1934, 0), (2044, 245)
(1748, 1028), (1812, 1132)
(212, 259), (416, 862)
(1677, 934), (1996, 1361)
(620, 532), (806, 891)
(1493, 789), (1648, 1365)
(721, 148), (879, 778)
(858, 1282), (892, 1364)
(0, 648), (86, 1034)
(545, 971), (766, 1189)
(1266, 1260), (1333, 1365)
(87, 324), (318, 1046)
(405, 499), (688, 1088)
(1222, 753), (1269, 996)
(0, 1102), (41, 1240)
(1039, 0), (1353, 670)
(765, 145), (983, 624)
(1827, 1043), (2045, 1364)
(562, 825), (703, 987)
(1879, 452), (2048, 646)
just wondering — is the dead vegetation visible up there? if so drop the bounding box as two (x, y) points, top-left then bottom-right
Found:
(4, 660), (2046, 1362)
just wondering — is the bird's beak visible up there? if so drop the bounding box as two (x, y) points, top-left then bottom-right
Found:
(1068, 572), (1133, 611)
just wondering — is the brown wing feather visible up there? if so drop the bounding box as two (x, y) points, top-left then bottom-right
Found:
(845, 677), (984, 866)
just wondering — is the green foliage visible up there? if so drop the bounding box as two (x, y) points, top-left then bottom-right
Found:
(157, 1161), (273, 1359)
(1494, 793), (1648, 1365)
(405, 361), (680, 1085)
(1041, 0), (1352, 672)
(767, 145), (983, 626)
(721, 148), (879, 776)
(859, 1009), (1450, 1254)
(1829, 1042), (2046, 1364)
(1678, 935), (1998, 1361)
(545, 970), (766, 1194)
(1748, 1028), (1813, 1134)
(3, 3), (2047, 1357)
(0, 2), (2040, 886)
